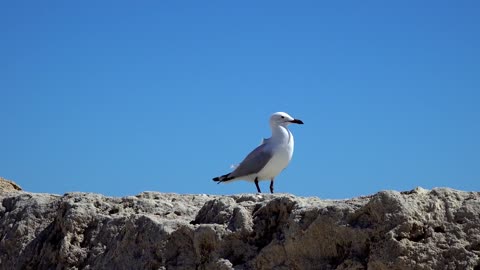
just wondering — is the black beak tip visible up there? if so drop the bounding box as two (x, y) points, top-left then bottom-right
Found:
(291, 119), (304, 124)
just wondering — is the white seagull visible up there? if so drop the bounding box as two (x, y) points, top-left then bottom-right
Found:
(213, 112), (304, 193)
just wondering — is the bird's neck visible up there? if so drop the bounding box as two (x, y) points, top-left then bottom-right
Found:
(270, 124), (292, 144)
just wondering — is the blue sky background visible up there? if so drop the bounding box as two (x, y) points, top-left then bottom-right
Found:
(1, 1), (479, 199)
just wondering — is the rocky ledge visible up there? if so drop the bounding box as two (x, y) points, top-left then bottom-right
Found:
(0, 184), (479, 270)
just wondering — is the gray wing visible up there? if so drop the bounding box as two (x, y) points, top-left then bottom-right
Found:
(229, 143), (274, 179)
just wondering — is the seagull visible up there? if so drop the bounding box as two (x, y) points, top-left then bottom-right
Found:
(213, 112), (304, 193)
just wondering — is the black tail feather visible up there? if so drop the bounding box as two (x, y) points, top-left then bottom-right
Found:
(212, 173), (234, 184)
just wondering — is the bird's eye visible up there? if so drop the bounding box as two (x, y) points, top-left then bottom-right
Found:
(281, 116), (285, 119)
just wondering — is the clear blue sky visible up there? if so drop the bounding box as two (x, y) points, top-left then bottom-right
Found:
(1, 1), (479, 198)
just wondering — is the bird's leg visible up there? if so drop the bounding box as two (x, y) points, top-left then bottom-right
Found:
(270, 179), (274, 194)
(254, 177), (261, 193)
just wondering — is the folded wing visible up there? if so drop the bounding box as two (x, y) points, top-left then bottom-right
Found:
(229, 143), (274, 179)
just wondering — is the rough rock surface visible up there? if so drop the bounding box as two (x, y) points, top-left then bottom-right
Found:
(1, 186), (479, 270)
(0, 177), (22, 193)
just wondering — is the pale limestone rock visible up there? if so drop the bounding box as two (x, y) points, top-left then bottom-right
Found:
(0, 185), (479, 269)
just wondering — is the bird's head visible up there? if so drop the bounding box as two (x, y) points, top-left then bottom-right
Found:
(269, 112), (304, 127)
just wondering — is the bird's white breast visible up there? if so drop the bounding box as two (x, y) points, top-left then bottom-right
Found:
(257, 129), (294, 180)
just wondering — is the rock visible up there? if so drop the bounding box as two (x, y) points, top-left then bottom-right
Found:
(0, 187), (479, 269)
(0, 177), (22, 193)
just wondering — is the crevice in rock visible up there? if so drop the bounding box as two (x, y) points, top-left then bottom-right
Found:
(251, 198), (296, 249)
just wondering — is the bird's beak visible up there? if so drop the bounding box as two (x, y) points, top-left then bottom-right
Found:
(290, 119), (304, 124)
